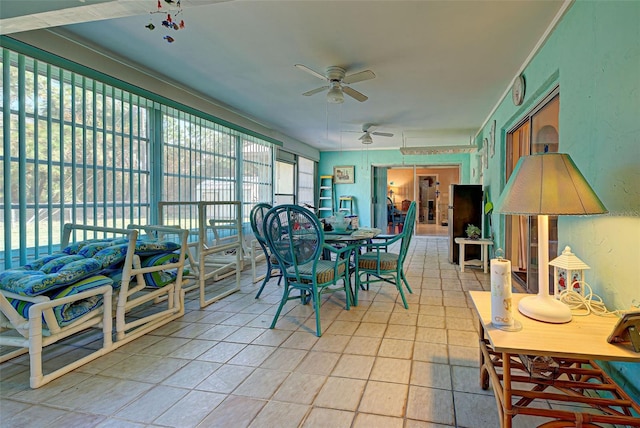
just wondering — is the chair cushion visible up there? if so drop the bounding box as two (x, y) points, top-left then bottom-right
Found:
(358, 252), (399, 271)
(7, 275), (113, 327)
(141, 253), (181, 288)
(286, 260), (345, 284)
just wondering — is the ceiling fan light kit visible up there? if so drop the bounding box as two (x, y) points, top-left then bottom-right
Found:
(326, 82), (345, 104)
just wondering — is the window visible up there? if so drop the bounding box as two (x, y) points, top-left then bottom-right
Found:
(0, 44), (277, 269)
(505, 88), (559, 293)
(297, 156), (315, 208)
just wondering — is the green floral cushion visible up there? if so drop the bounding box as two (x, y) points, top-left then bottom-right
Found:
(7, 275), (113, 327)
(93, 244), (129, 269)
(62, 238), (116, 255)
(141, 253), (181, 288)
(0, 258), (103, 296)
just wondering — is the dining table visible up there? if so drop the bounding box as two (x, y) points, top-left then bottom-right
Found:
(323, 228), (382, 301)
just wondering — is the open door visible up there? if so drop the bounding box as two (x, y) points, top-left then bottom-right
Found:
(372, 166), (388, 229)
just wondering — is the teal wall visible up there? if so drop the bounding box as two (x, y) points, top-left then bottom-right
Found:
(319, 150), (472, 227)
(322, 0), (640, 397)
(476, 0), (640, 398)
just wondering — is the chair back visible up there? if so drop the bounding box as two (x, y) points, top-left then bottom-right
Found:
(263, 204), (323, 281)
(250, 203), (272, 246)
(398, 201), (417, 263)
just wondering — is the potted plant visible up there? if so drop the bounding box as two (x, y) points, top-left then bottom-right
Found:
(466, 224), (481, 240)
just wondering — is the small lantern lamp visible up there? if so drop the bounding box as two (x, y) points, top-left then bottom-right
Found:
(549, 246), (590, 298)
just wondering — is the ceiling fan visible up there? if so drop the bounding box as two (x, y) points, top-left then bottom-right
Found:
(295, 64), (375, 104)
(358, 124), (393, 145)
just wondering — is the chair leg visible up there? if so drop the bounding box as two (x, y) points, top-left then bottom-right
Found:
(255, 259), (274, 299)
(395, 269), (409, 309)
(255, 272), (271, 299)
(312, 287), (322, 337)
(270, 280), (291, 329)
(400, 270), (413, 294)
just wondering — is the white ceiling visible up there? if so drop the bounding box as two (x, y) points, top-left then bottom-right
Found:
(1, 0), (567, 152)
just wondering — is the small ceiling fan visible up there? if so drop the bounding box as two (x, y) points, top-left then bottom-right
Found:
(295, 64), (375, 103)
(358, 124), (393, 145)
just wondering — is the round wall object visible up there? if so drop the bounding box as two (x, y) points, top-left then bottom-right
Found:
(512, 75), (525, 106)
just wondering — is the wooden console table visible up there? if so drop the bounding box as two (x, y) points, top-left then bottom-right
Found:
(469, 291), (640, 427)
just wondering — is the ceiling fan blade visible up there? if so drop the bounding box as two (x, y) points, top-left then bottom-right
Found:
(302, 86), (328, 96)
(295, 64), (327, 81)
(372, 132), (394, 137)
(342, 70), (375, 85)
(342, 86), (368, 102)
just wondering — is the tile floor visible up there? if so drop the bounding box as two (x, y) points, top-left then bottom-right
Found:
(0, 236), (615, 427)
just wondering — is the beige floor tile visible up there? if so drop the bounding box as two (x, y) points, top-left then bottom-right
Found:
(323, 320), (360, 335)
(196, 394), (265, 428)
(273, 372), (326, 404)
(416, 326), (447, 344)
(196, 324), (239, 341)
(445, 316), (476, 331)
(252, 329), (293, 347)
(302, 408), (354, 428)
(451, 365), (494, 396)
(166, 338), (216, 359)
(197, 341), (246, 363)
(411, 361), (452, 390)
(233, 367), (289, 398)
(260, 347), (307, 371)
(1, 403), (69, 427)
(352, 413), (404, 428)
(197, 364), (254, 393)
(343, 336), (382, 356)
(281, 331), (320, 350)
(224, 326), (268, 343)
(453, 391), (501, 428)
(388, 311), (418, 326)
(448, 345), (479, 367)
(354, 322), (387, 338)
(445, 306), (473, 319)
(358, 380), (408, 417)
(296, 351), (340, 375)
(417, 314), (446, 328)
(249, 400), (309, 428)
(227, 344), (276, 366)
(115, 385), (188, 423)
(331, 354), (375, 379)
(406, 385), (455, 425)
(384, 323), (417, 340)
(378, 338), (414, 359)
(311, 334), (350, 353)
(44, 376), (152, 415)
(162, 360), (222, 389)
(447, 330), (479, 348)
(370, 357), (412, 384)
(314, 377), (366, 410)
(362, 310), (392, 324)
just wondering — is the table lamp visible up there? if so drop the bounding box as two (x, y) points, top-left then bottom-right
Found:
(495, 153), (607, 323)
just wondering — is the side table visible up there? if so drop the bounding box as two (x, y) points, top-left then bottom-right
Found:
(454, 237), (493, 273)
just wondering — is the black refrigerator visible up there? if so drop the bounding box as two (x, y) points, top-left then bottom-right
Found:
(448, 184), (483, 264)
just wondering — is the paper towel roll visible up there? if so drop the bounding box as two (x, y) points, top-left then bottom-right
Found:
(491, 258), (513, 327)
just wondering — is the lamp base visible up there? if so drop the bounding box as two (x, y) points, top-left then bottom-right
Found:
(518, 294), (572, 323)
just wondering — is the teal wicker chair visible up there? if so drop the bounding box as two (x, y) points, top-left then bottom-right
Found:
(355, 201), (416, 308)
(250, 203), (282, 299)
(263, 204), (352, 336)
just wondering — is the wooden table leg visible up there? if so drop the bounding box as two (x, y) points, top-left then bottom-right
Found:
(503, 352), (513, 428)
(481, 244), (486, 273)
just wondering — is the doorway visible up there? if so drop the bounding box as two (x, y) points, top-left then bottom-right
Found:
(418, 175), (438, 225)
(378, 165), (459, 236)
